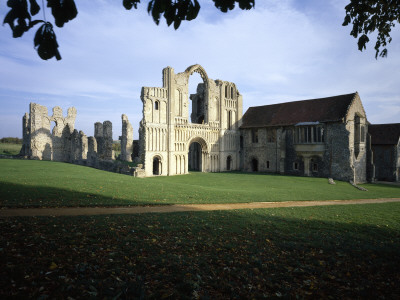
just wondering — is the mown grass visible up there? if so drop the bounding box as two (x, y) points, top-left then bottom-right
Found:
(0, 159), (399, 207)
(1, 203), (399, 298)
(0, 143), (21, 156)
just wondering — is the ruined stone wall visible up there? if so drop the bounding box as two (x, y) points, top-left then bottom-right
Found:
(94, 121), (113, 160)
(20, 113), (30, 156)
(20, 103), (141, 176)
(87, 136), (98, 168)
(24, 103), (77, 161)
(119, 114), (133, 162)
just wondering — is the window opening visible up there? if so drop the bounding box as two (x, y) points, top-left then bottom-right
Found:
(361, 125), (365, 143)
(267, 129), (276, 143)
(295, 126), (324, 143)
(154, 101), (159, 110)
(251, 129), (258, 143)
(189, 72), (205, 124)
(51, 121), (57, 135)
(293, 162), (299, 170)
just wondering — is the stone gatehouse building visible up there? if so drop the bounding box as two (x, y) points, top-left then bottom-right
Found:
(19, 64), (399, 183)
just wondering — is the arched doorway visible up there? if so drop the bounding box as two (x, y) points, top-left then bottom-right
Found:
(188, 142), (202, 171)
(251, 158), (258, 172)
(226, 155), (232, 171)
(188, 137), (208, 172)
(153, 156), (162, 175)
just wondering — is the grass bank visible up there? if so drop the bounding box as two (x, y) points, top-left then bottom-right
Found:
(0, 159), (399, 207)
(1, 202), (399, 298)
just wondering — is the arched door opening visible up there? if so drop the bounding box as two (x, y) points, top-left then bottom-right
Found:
(153, 156), (162, 175)
(188, 71), (206, 124)
(188, 142), (202, 171)
(251, 158), (258, 172)
(226, 155), (232, 171)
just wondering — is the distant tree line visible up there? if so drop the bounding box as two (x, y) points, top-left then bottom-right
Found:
(112, 141), (121, 152)
(0, 137), (23, 144)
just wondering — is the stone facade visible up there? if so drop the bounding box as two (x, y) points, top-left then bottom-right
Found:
(138, 64), (242, 176)
(240, 93), (368, 183)
(368, 123), (400, 182)
(19, 65), (398, 183)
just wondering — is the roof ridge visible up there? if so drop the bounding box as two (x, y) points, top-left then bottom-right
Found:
(248, 92), (357, 109)
(370, 123), (400, 126)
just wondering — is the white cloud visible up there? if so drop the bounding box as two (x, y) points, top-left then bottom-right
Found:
(0, 0), (399, 140)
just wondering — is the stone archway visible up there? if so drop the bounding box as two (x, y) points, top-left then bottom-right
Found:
(189, 142), (202, 171)
(187, 137), (208, 172)
(226, 155), (232, 171)
(153, 156), (162, 175)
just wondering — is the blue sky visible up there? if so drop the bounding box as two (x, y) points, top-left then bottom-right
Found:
(1, 0), (399, 140)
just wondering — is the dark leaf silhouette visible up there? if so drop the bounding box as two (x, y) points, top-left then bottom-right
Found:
(47, 0), (78, 27)
(34, 22), (62, 60)
(343, 0), (400, 58)
(28, 0), (40, 15)
(213, 0), (254, 12)
(3, 0), (31, 38)
(123, 0), (141, 10)
(148, 0), (200, 29)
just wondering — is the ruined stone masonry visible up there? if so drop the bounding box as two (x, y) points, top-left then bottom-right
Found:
(20, 102), (136, 174)
(119, 114), (133, 162)
(139, 64), (242, 177)
(20, 64), (399, 182)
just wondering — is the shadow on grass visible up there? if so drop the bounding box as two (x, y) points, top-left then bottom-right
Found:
(0, 181), (152, 208)
(1, 205), (399, 298)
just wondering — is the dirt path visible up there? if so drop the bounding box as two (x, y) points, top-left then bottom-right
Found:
(1, 198), (400, 217)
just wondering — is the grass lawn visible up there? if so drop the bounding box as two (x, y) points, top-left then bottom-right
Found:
(1, 202), (399, 298)
(0, 143), (21, 156)
(0, 159), (399, 207)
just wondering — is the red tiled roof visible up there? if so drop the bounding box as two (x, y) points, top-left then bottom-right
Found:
(369, 123), (400, 145)
(240, 93), (357, 128)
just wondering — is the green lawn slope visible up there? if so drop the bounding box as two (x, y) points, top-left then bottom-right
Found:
(0, 159), (399, 207)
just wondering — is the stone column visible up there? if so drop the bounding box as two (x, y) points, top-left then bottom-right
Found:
(119, 114), (133, 161)
(103, 121), (113, 160)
